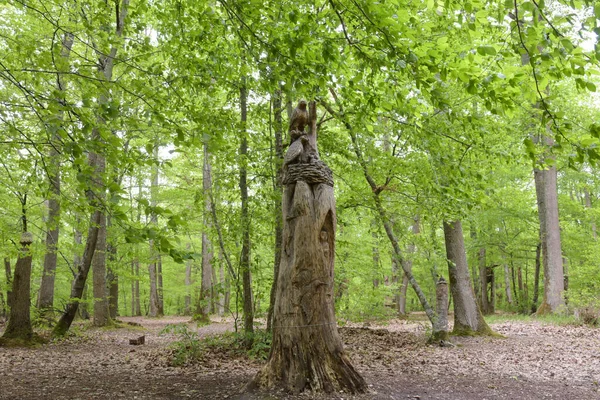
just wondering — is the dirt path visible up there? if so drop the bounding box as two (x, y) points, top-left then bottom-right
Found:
(0, 317), (598, 399)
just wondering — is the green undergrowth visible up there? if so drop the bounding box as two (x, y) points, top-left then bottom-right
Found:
(160, 324), (272, 366)
(484, 312), (592, 327)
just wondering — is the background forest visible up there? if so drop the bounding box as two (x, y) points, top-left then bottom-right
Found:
(0, 0), (599, 338)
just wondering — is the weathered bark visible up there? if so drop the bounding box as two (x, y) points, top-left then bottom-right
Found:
(37, 31), (74, 316)
(3, 233), (34, 340)
(431, 277), (449, 342)
(93, 212), (109, 326)
(478, 247), (491, 314)
(250, 101), (366, 394)
(218, 259), (226, 316)
(533, 136), (565, 314)
(239, 80), (254, 336)
(53, 210), (102, 336)
(134, 259), (141, 316)
(157, 254), (164, 315)
(443, 220), (495, 336)
(267, 89), (284, 332)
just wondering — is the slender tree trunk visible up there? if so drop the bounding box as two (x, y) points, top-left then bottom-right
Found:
(399, 216), (419, 315)
(134, 259), (141, 316)
(5, 257), (12, 310)
(250, 101), (366, 394)
(533, 135), (565, 314)
(196, 142), (213, 322)
(239, 80), (254, 336)
(131, 260), (136, 316)
(148, 143), (161, 318)
(38, 31), (74, 316)
(431, 277), (449, 341)
(93, 202), (108, 326)
(107, 223), (118, 320)
(218, 260), (225, 316)
(184, 243), (193, 315)
(53, 209), (102, 336)
(503, 263), (513, 306)
(584, 187), (597, 239)
(2, 233), (34, 340)
(478, 247), (491, 314)
(157, 253), (164, 315)
(443, 220), (494, 335)
(267, 89), (284, 332)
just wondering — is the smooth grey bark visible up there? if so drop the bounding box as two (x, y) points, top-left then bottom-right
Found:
(533, 139), (565, 314)
(239, 80), (254, 336)
(250, 101), (366, 394)
(503, 263), (513, 305)
(93, 210), (108, 326)
(196, 141), (213, 321)
(267, 89), (284, 332)
(431, 277), (449, 341)
(3, 233), (34, 340)
(38, 30), (74, 315)
(478, 247), (492, 314)
(157, 253), (164, 315)
(107, 220), (118, 320)
(584, 188), (597, 240)
(443, 220), (494, 335)
(148, 142), (161, 318)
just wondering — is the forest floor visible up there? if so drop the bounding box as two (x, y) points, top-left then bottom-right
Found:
(0, 315), (599, 400)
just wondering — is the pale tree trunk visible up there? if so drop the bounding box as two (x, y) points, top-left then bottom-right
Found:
(157, 254), (164, 315)
(239, 80), (254, 336)
(250, 101), (366, 394)
(107, 216), (118, 319)
(443, 220), (494, 335)
(73, 227), (90, 320)
(267, 89), (284, 332)
(184, 243), (193, 315)
(196, 142), (213, 322)
(399, 216), (419, 315)
(533, 136), (565, 314)
(478, 247), (491, 314)
(503, 263), (513, 305)
(2, 233), (34, 341)
(38, 31), (74, 316)
(93, 209), (108, 326)
(218, 260), (225, 316)
(134, 259), (141, 316)
(431, 277), (449, 342)
(584, 188), (597, 239)
(148, 142), (161, 318)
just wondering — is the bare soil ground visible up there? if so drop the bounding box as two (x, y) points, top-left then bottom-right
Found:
(0, 316), (598, 399)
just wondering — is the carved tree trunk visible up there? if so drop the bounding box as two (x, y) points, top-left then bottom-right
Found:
(443, 220), (494, 336)
(3, 233), (34, 340)
(250, 101), (366, 395)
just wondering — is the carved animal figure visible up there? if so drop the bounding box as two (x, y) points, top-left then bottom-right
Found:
(284, 134), (308, 167)
(289, 100), (308, 135)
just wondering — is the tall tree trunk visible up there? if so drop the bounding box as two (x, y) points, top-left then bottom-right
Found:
(148, 142), (161, 318)
(218, 259), (225, 316)
(584, 187), (597, 240)
(107, 217), (118, 320)
(443, 220), (494, 336)
(250, 101), (366, 395)
(93, 211), (108, 326)
(267, 89), (284, 332)
(196, 142), (213, 322)
(503, 263), (513, 306)
(184, 243), (193, 315)
(37, 31), (74, 316)
(533, 136), (565, 314)
(2, 233), (34, 341)
(134, 259), (141, 316)
(239, 79), (254, 336)
(478, 247), (491, 314)
(399, 216), (419, 315)
(157, 253), (164, 315)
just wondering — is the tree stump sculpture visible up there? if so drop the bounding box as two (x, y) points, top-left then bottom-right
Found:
(249, 101), (366, 394)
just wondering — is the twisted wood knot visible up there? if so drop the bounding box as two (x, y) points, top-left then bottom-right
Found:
(283, 160), (334, 187)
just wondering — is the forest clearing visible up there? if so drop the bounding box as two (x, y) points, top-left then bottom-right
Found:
(1, 315), (598, 399)
(2, 0), (600, 398)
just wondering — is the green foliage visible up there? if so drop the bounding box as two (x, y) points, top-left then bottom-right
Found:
(160, 324), (272, 366)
